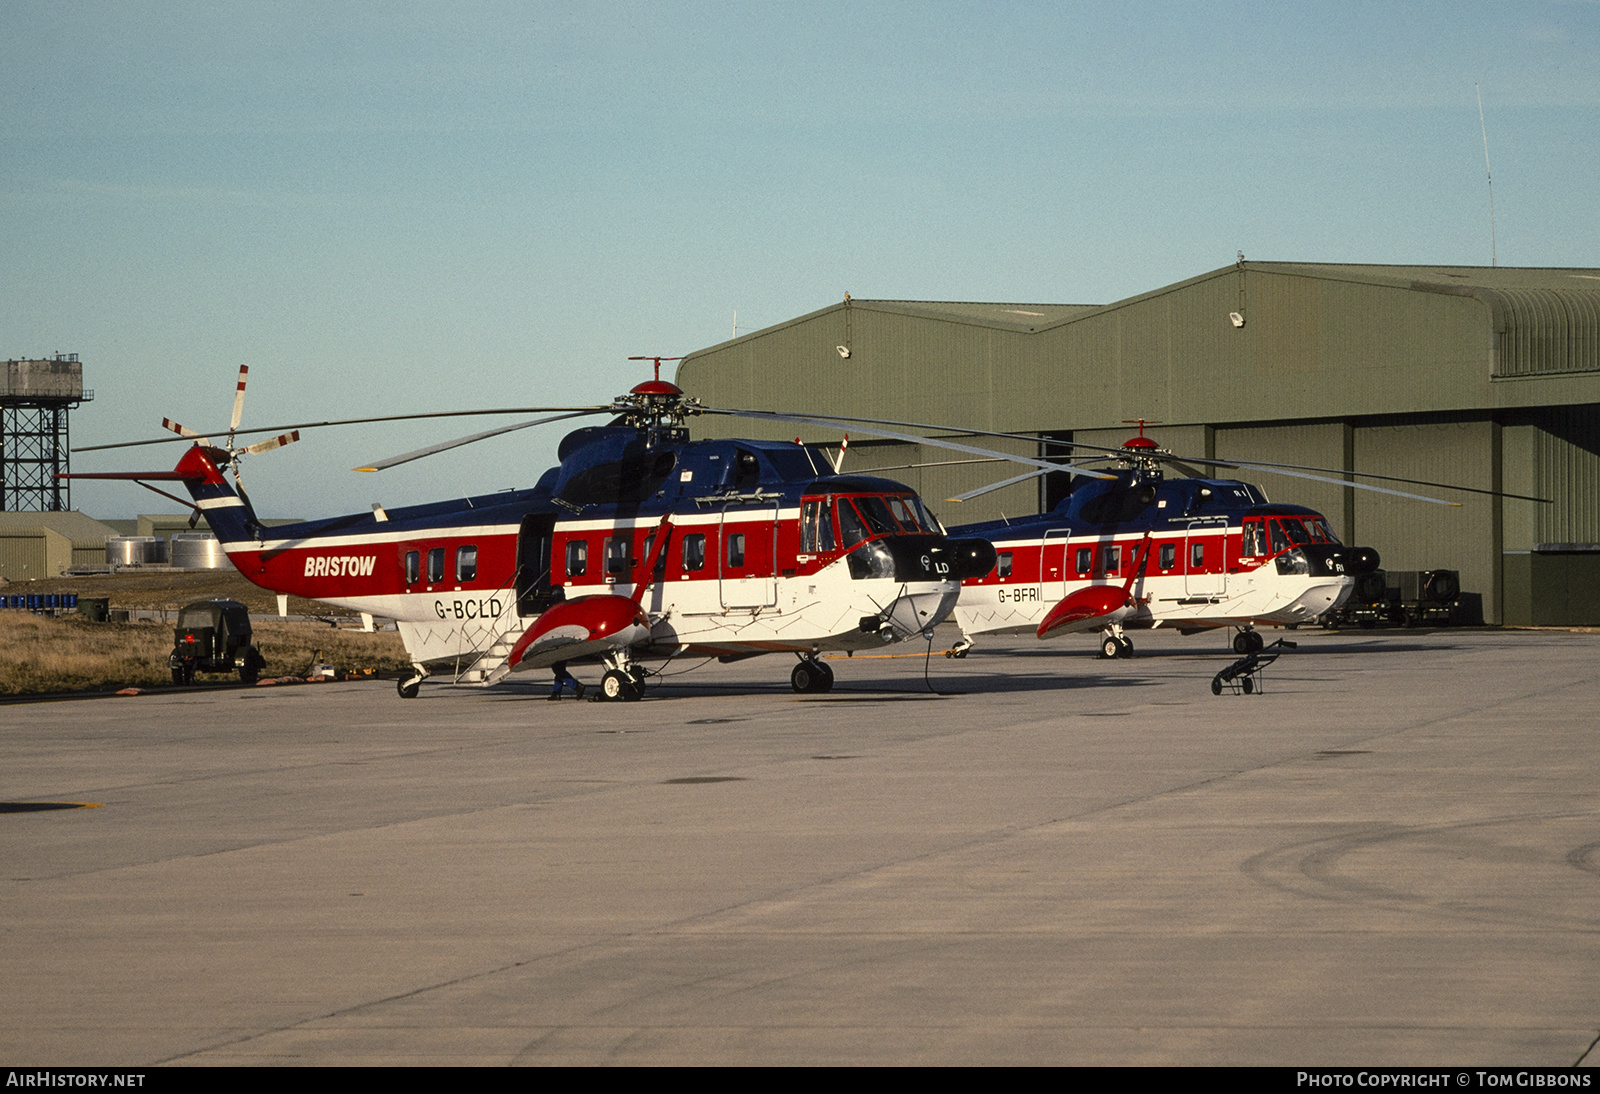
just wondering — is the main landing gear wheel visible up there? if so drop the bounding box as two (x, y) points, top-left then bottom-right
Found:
(1099, 636), (1133, 659)
(397, 677), (421, 699)
(1233, 631), (1265, 654)
(602, 668), (643, 701)
(791, 659), (835, 694)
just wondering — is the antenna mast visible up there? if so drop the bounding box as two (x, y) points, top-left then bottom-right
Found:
(1476, 83), (1497, 267)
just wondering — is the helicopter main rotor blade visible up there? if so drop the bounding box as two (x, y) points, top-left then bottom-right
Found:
(945, 467), (1054, 503)
(702, 407), (1120, 480)
(1206, 455), (1550, 504)
(825, 416), (1549, 504)
(1219, 460), (1461, 506)
(354, 410), (609, 472)
(75, 405), (614, 454)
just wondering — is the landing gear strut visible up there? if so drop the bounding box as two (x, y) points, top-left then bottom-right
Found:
(945, 636), (973, 659)
(1098, 625), (1133, 659)
(598, 652), (645, 701)
(397, 666), (426, 699)
(791, 655), (835, 694)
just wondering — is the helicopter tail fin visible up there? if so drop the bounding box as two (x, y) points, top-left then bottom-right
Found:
(174, 444), (263, 546)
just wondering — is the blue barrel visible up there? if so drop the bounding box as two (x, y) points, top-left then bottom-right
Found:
(27, 594), (41, 610)
(65, 593), (78, 608)
(44, 594), (57, 609)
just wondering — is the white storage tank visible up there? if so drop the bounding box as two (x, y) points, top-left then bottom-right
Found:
(169, 532), (228, 570)
(105, 536), (168, 566)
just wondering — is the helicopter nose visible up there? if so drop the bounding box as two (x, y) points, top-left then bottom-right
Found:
(942, 537), (998, 581)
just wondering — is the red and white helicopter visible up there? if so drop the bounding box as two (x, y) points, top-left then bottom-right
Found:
(74, 364), (1076, 700)
(923, 421), (1530, 659)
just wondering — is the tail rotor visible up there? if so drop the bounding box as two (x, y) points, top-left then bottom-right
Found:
(163, 365), (300, 504)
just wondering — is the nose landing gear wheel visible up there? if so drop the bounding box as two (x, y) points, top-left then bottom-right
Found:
(791, 659), (834, 694)
(397, 677), (421, 699)
(1100, 636), (1134, 659)
(602, 669), (644, 701)
(1233, 630), (1265, 654)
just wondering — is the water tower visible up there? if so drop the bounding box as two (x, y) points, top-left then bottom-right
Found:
(1, 354), (92, 511)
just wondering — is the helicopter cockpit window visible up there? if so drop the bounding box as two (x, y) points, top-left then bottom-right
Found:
(996, 552), (1013, 578)
(1277, 519), (1312, 547)
(682, 533), (706, 571)
(566, 539), (588, 577)
(1309, 518), (1340, 544)
(456, 545), (478, 583)
(1243, 521), (1266, 557)
(801, 500), (837, 553)
(887, 497), (924, 532)
(855, 496), (899, 536)
(427, 547), (446, 584)
(1269, 521), (1291, 554)
(837, 499), (871, 548)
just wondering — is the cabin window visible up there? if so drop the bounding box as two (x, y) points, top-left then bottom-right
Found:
(456, 545), (478, 582)
(801, 500), (837, 552)
(996, 551), (1013, 579)
(565, 539), (587, 577)
(682, 533), (706, 571)
(726, 532), (746, 569)
(405, 551), (420, 584)
(1104, 546), (1122, 573)
(604, 537), (632, 576)
(1075, 547), (1092, 575)
(1159, 543), (1176, 569)
(1191, 542), (1205, 568)
(427, 547), (445, 583)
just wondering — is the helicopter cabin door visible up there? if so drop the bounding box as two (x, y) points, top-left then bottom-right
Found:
(1039, 528), (1072, 603)
(719, 503), (779, 610)
(515, 513), (556, 617)
(1184, 518), (1228, 597)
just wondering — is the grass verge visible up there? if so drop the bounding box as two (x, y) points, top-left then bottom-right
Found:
(0, 613), (410, 695)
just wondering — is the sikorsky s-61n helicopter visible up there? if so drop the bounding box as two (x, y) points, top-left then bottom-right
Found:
(75, 363), (1101, 700)
(919, 421), (1537, 659)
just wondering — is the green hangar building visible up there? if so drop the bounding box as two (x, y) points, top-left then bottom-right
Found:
(675, 262), (1600, 627)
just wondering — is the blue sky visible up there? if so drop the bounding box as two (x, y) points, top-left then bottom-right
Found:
(3, 1), (1596, 518)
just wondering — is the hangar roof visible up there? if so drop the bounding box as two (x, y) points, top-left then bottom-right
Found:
(849, 299), (1102, 330)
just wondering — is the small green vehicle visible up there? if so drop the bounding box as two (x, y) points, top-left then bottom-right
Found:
(170, 599), (266, 685)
